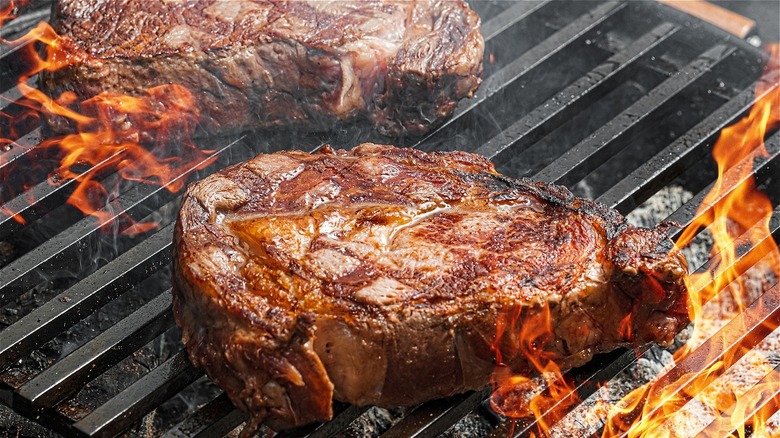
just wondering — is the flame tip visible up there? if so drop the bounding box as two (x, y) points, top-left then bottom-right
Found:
(1, 12), (210, 236)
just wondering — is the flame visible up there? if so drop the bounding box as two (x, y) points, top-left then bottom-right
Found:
(0, 0), (27, 28)
(490, 303), (580, 435)
(601, 44), (780, 437)
(1, 5), (215, 232)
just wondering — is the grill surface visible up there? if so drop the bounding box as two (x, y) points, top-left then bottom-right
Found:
(1, 1), (778, 437)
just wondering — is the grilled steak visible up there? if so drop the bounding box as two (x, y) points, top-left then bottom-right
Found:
(172, 144), (689, 433)
(41, 0), (483, 136)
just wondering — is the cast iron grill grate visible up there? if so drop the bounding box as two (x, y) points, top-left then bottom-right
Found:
(0, 1), (778, 437)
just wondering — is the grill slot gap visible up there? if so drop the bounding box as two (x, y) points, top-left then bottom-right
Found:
(534, 43), (736, 186)
(596, 81), (779, 214)
(161, 392), (244, 438)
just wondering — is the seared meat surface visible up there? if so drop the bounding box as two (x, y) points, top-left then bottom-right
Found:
(42, 0), (483, 136)
(172, 144), (689, 432)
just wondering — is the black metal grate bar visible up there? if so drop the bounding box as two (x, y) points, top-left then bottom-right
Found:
(535, 42), (736, 185)
(596, 79), (780, 214)
(72, 348), (203, 438)
(0, 136), (245, 306)
(473, 22), (680, 161)
(0, 9), (49, 42)
(413, 0), (626, 149)
(502, 347), (653, 438)
(300, 406), (371, 438)
(478, 1), (551, 42)
(0, 223), (174, 372)
(599, 280), (780, 437)
(0, 42), (35, 89)
(14, 291), (174, 414)
(0, 127), (42, 176)
(161, 393), (244, 438)
(0, 75), (37, 111)
(169, 366), (376, 436)
(680, 205), (780, 311)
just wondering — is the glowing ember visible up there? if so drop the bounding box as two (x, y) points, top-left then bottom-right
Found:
(600, 44), (780, 437)
(0, 2), (215, 232)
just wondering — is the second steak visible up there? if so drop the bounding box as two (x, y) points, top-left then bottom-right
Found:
(42, 0), (484, 137)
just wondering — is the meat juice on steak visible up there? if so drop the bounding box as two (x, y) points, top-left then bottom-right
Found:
(42, 0), (484, 136)
(172, 144), (689, 433)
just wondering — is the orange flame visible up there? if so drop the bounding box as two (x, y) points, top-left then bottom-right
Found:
(1, 8), (215, 233)
(601, 44), (780, 437)
(490, 303), (580, 435)
(0, 0), (27, 28)
(677, 45), (780, 313)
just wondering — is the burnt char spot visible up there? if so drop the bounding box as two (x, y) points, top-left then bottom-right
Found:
(489, 174), (627, 239)
(459, 171), (514, 194)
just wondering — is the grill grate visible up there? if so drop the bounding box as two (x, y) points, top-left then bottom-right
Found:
(1, 0), (778, 437)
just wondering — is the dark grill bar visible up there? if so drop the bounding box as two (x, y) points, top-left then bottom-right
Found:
(533, 43), (736, 185)
(415, 0), (627, 151)
(0, 0), (778, 437)
(0, 128), (42, 186)
(161, 393), (244, 438)
(379, 389), (491, 438)
(665, 127), (780, 236)
(610, 280), (780, 430)
(472, 21), (680, 161)
(15, 291), (175, 414)
(596, 79), (779, 214)
(74, 349), (202, 438)
(0, 148), (122, 237)
(0, 223), (175, 371)
(0, 136), (246, 306)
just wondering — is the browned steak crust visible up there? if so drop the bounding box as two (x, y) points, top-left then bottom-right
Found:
(41, 0), (484, 136)
(172, 144), (689, 432)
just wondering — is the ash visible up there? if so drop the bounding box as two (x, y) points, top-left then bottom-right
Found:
(441, 412), (494, 438)
(341, 407), (406, 437)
